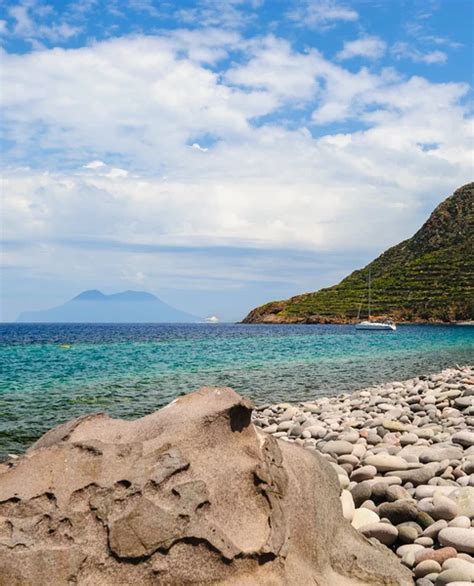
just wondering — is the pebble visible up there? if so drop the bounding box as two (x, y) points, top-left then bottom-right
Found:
(449, 517), (471, 529)
(435, 566), (474, 585)
(450, 487), (474, 518)
(415, 547), (457, 565)
(422, 519), (448, 539)
(438, 527), (474, 554)
(251, 365), (474, 581)
(351, 507), (380, 529)
(452, 431), (474, 448)
(364, 454), (408, 472)
(359, 522), (398, 546)
(414, 559), (442, 578)
(431, 493), (459, 521)
(340, 490), (355, 521)
(378, 499), (419, 524)
(322, 440), (354, 455)
(350, 465), (377, 482)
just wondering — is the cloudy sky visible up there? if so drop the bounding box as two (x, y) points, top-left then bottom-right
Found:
(1, 0), (472, 321)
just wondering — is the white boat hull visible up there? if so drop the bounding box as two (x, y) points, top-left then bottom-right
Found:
(356, 321), (396, 331)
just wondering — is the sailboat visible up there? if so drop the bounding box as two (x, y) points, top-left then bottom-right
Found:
(355, 271), (396, 331)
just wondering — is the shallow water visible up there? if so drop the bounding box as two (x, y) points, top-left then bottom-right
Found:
(0, 323), (473, 457)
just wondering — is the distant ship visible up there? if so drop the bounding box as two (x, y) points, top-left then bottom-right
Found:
(205, 315), (220, 323)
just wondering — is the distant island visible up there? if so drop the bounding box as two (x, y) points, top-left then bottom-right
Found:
(16, 290), (200, 323)
(243, 182), (474, 324)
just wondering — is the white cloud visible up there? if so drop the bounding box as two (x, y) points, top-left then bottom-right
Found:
(392, 42), (447, 65)
(225, 36), (321, 101)
(191, 143), (209, 152)
(7, 1), (82, 45)
(288, 0), (358, 30)
(336, 35), (387, 60)
(1, 31), (472, 307)
(83, 160), (106, 169)
(174, 0), (261, 29)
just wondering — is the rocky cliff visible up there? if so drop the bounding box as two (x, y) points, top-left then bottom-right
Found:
(0, 387), (412, 585)
(243, 183), (473, 324)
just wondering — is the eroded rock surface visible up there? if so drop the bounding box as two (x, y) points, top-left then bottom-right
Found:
(0, 387), (412, 585)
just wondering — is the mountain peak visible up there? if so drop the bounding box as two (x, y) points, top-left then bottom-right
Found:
(17, 289), (199, 323)
(73, 290), (106, 301)
(110, 290), (157, 302)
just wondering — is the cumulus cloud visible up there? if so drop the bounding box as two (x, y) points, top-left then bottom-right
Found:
(336, 35), (387, 61)
(392, 42), (447, 65)
(288, 0), (358, 30)
(1, 29), (472, 319)
(7, 1), (81, 45)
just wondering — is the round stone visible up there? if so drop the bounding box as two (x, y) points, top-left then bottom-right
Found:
(364, 454), (408, 472)
(350, 465), (377, 482)
(400, 433), (419, 445)
(449, 487), (474, 519)
(438, 527), (474, 554)
(359, 522), (398, 546)
(340, 490), (355, 521)
(422, 519), (448, 539)
(415, 547), (457, 565)
(448, 516), (471, 528)
(452, 431), (474, 448)
(322, 440), (354, 455)
(414, 559), (441, 578)
(351, 507), (380, 529)
(350, 481), (372, 507)
(415, 537), (434, 547)
(396, 543), (425, 558)
(434, 566), (474, 585)
(397, 524), (420, 543)
(431, 494), (459, 521)
(378, 499), (419, 524)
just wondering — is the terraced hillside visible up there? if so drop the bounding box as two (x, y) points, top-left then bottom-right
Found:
(243, 183), (474, 324)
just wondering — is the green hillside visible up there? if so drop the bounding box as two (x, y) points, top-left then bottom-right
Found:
(243, 183), (474, 324)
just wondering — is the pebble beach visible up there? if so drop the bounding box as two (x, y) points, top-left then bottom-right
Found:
(253, 365), (474, 586)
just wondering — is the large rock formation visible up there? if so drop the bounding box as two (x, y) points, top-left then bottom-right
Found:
(0, 388), (413, 585)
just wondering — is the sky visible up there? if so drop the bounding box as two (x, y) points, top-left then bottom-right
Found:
(0, 0), (473, 322)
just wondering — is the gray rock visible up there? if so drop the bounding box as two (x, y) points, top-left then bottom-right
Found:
(340, 490), (355, 521)
(431, 493), (459, 521)
(359, 522), (398, 546)
(351, 507), (380, 529)
(452, 431), (474, 448)
(438, 527), (474, 554)
(419, 446), (463, 463)
(351, 481), (373, 507)
(350, 465), (377, 482)
(422, 519), (449, 539)
(364, 454), (408, 472)
(387, 462), (440, 486)
(434, 566), (474, 585)
(378, 499), (419, 524)
(414, 559), (441, 578)
(321, 440), (354, 455)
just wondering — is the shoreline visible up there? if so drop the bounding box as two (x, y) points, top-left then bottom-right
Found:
(242, 317), (474, 325)
(253, 365), (474, 584)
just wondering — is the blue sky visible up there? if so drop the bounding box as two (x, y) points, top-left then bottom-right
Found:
(1, 0), (473, 321)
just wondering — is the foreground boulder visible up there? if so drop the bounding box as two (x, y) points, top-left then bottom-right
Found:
(0, 388), (413, 585)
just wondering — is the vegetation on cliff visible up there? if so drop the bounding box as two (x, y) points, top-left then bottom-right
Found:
(243, 183), (473, 324)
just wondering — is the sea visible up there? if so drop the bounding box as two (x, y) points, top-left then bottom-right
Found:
(0, 323), (473, 459)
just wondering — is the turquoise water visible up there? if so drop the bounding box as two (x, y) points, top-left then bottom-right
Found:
(0, 323), (473, 458)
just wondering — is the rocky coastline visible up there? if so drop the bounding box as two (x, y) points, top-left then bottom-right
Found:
(253, 365), (474, 586)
